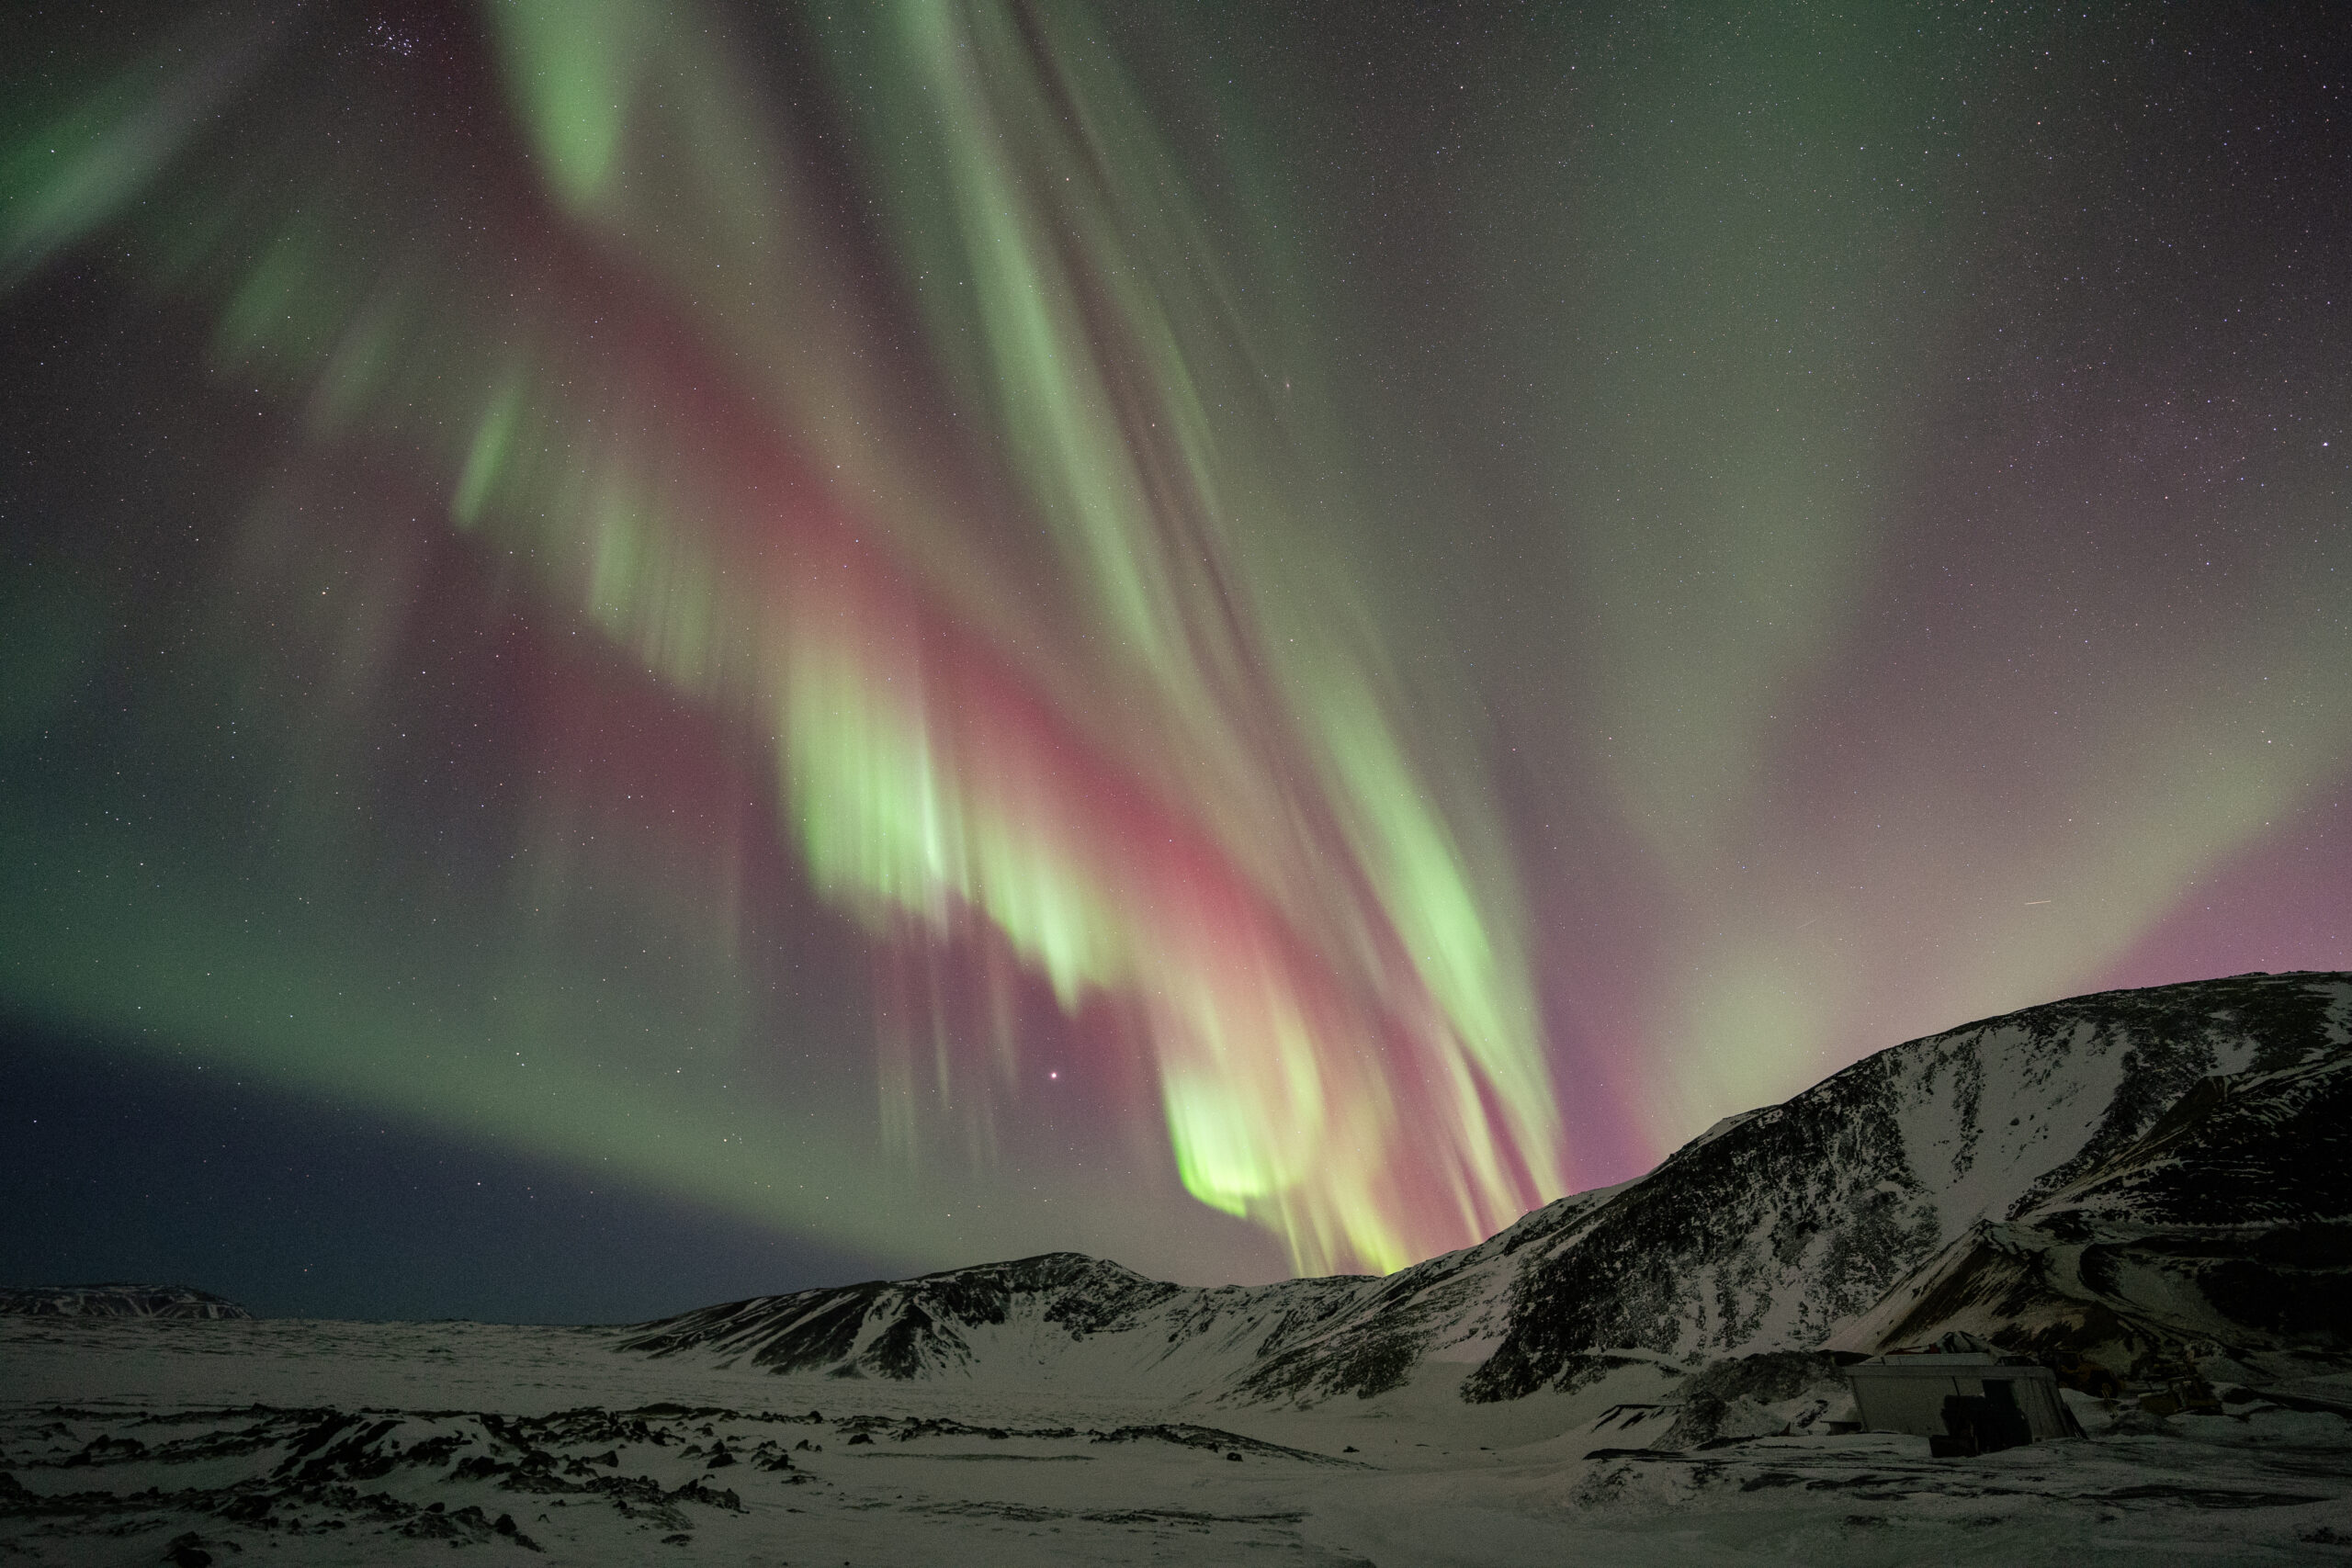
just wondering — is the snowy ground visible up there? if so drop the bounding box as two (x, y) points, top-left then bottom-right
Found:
(4, 1316), (2348, 1565)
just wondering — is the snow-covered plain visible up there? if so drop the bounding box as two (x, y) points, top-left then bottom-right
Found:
(10, 973), (2346, 1562)
(5, 1312), (2348, 1566)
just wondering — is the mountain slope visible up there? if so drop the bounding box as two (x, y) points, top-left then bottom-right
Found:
(1833, 1028), (2352, 1369)
(615, 971), (2350, 1402)
(1452, 970), (2348, 1396)
(615, 1251), (1385, 1395)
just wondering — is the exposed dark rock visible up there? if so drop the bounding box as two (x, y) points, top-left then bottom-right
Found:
(601, 974), (2349, 1407)
(1844, 998), (2352, 1373)
(0, 1285), (253, 1320)
(159, 1533), (218, 1566)
(1657, 1352), (1850, 1449)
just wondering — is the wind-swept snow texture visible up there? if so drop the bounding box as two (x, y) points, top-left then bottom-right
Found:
(7, 1313), (2348, 1565)
(7, 975), (2350, 1565)
(618, 972), (2350, 1402)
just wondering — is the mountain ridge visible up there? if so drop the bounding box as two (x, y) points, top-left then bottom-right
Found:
(0, 1283), (254, 1320)
(616, 971), (2351, 1402)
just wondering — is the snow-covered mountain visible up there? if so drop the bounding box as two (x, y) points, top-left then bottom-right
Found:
(0, 1283), (254, 1319)
(1454, 969), (2350, 1394)
(617, 972), (2350, 1400)
(10, 975), (2341, 1565)
(1832, 996), (2351, 1370)
(617, 1250), (1387, 1396)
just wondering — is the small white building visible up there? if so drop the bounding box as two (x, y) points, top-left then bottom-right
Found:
(1845, 1343), (2079, 1453)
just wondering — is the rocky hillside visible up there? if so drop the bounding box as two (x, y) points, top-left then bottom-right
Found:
(1449, 970), (2349, 1396)
(0, 1284), (254, 1319)
(615, 972), (2350, 1401)
(1832, 996), (2352, 1370)
(616, 1251), (1385, 1395)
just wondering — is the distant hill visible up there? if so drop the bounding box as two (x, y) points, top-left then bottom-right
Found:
(0, 1283), (254, 1320)
(615, 971), (2351, 1399)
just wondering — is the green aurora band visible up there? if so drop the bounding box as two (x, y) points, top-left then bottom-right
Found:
(2, 0), (1564, 1277)
(2, 1), (2346, 1283)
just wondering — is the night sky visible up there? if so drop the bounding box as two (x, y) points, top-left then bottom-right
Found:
(3, 1), (2347, 1323)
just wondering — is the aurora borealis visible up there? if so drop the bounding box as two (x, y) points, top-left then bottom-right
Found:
(4, 2), (2349, 1314)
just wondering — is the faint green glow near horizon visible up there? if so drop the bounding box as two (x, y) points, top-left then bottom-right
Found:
(2, 0), (2346, 1284)
(9, 0), (1570, 1276)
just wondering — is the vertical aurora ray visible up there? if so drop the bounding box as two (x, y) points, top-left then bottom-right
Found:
(763, 0), (1565, 1267)
(1363, 1), (2352, 1162)
(0, 0), (1563, 1276)
(5, 1), (2346, 1293)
